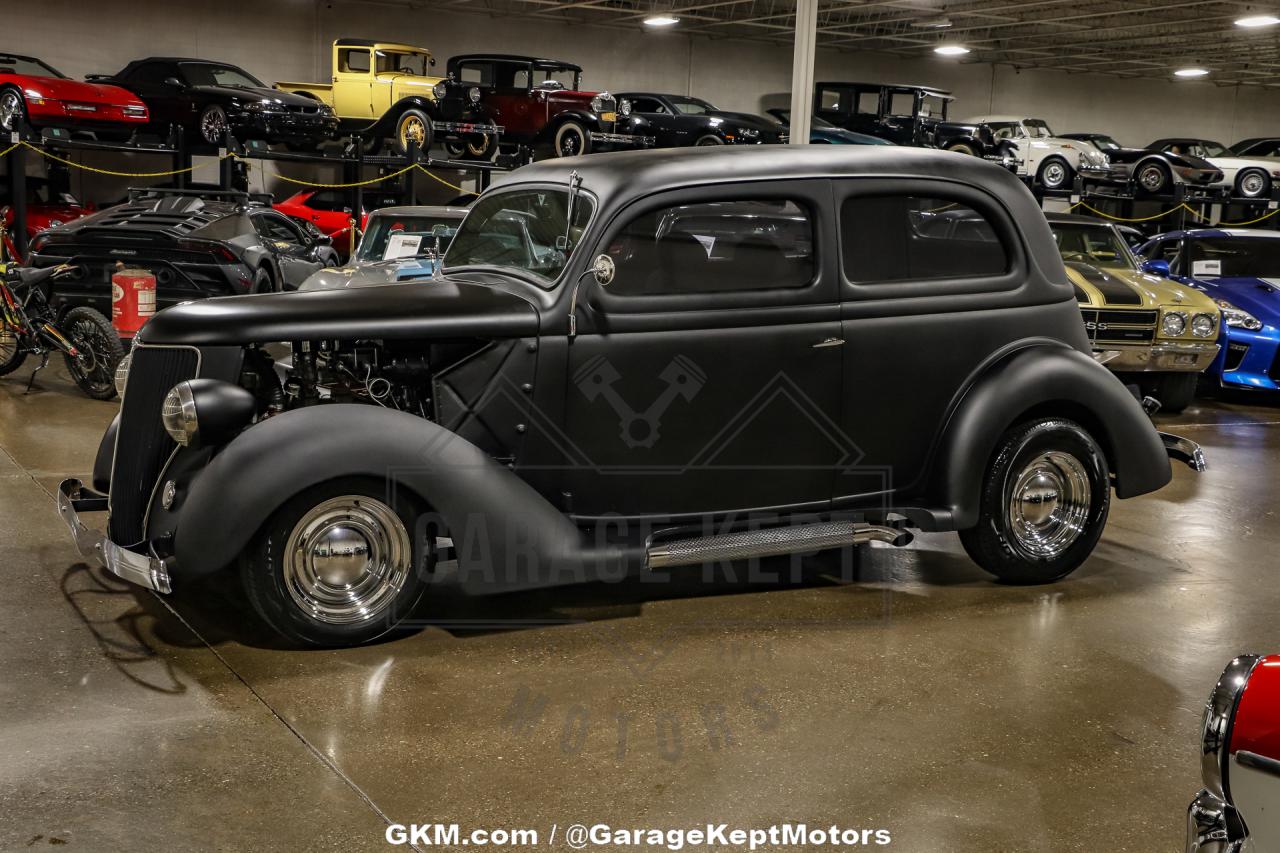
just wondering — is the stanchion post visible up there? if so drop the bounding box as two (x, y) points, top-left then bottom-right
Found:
(405, 138), (419, 204)
(172, 124), (189, 190)
(353, 137), (365, 239)
(219, 131), (235, 191)
(11, 128), (28, 261)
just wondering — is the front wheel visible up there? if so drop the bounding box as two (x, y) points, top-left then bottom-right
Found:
(1037, 157), (1075, 191)
(946, 142), (978, 156)
(61, 307), (123, 400)
(1146, 372), (1198, 413)
(552, 121), (590, 158)
(1236, 169), (1271, 199)
(444, 133), (498, 161)
(0, 89), (26, 133)
(394, 109), (434, 155)
(1135, 161), (1171, 196)
(958, 418), (1110, 584)
(0, 323), (27, 375)
(240, 477), (431, 647)
(695, 134), (726, 146)
(199, 105), (229, 146)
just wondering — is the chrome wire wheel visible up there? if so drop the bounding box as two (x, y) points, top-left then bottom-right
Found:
(0, 90), (23, 131)
(1239, 170), (1268, 198)
(1004, 450), (1092, 560)
(399, 115), (427, 148)
(282, 495), (413, 626)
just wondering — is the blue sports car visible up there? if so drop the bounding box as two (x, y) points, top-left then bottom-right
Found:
(1136, 228), (1280, 390)
(766, 109), (893, 145)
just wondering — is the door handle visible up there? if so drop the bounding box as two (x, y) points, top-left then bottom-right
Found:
(812, 337), (845, 348)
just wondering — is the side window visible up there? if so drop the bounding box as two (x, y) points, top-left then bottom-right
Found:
(887, 92), (915, 116)
(255, 213), (304, 246)
(457, 64), (491, 86)
(128, 63), (173, 87)
(607, 199), (815, 296)
(512, 68), (532, 90)
(338, 49), (370, 74)
(841, 195), (1008, 283)
(1153, 240), (1183, 273)
(305, 190), (344, 211)
(855, 91), (879, 114)
(818, 88), (844, 112)
(631, 98), (665, 114)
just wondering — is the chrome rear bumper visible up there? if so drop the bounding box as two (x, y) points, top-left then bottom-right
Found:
(56, 478), (172, 593)
(1161, 433), (1208, 472)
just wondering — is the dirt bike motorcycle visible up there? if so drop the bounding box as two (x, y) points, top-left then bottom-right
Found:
(0, 262), (123, 400)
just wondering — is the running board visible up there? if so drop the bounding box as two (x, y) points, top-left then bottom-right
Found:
(646, 521), (913, 569)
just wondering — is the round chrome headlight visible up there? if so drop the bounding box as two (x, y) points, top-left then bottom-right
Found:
(619, 98), (632, 117)
(1201, 655), (1262, 800)
(1162, 311), (1188, 337)
(113, 351), (132, 397)
(468, 86), (481, 105)
(590, 93), (608, 113)
(161, 382), (199, 446)
(432, 81), (448, 100)
(1191, 313), (1217, 338)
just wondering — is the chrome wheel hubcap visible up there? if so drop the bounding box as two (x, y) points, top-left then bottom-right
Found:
(201, 108), (226, 143)
(1006, 451), (1091, 559)
(283, 495), (412, 625)
(0, 93), (21, 130)
(1140, 167), (1165, 191)
(1242, 173), (1265, 196)
(1043, 163), (1066, 186)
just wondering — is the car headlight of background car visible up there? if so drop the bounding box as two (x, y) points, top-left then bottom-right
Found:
(161, 379), (257, 448)
(1162, 310), (1188, 337)
(432, 81), (448, 99)
(468, 86), (481, 105)
(1191, 312), (1217, 338)
(1216, 299), (1264, 331)
(619, 98), (632, 117)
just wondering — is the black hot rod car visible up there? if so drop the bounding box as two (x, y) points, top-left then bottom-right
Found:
(58, 146), (1200, 646)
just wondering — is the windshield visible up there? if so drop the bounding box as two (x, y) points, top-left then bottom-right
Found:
(376, 50), (431, 76)
(1189, 238), (1280, 278)
(1050, 223), (1136, 270)
(179, 62), (264, 88)
(668, 96), (718, 116)
(0, 54), (65, 78)
(1170, 140), (1229, 158)
(1025, 119), (1055, 138)
(920, 94), (949, 120)
(444, 187), (594, 284)
(525, 66), (580, 91)
(358, 213), (462, 263)
(1089, 135), (1121, 151)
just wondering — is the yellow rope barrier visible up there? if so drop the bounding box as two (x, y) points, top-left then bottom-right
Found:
(21, 141), (231, 177)
(1068, 200), (1187, 223)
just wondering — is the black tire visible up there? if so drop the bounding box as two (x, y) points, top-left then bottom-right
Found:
(394, 109), (434, 156)
(552, 120), (590, 158)
(444, 133), (498, 161)
(946, 142), (978, 156)
(249, 267), (275, 294)
(0, 323), (27, 375)
(1147, 372), (1198, 413)
(1134, 161), (1171, 196)
(199, 104), (229, 146)
(239, 476), (432, 647)
(959, 418), (1110, 585)
(61, 306), (123, 400)
(0, 88), (25, 133)
(1037, 157), (1074, 190)
(695, 134), (725, 146)
(1236, 169), (1271, 199)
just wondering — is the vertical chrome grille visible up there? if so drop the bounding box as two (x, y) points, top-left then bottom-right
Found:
(108, 346), (199, 546)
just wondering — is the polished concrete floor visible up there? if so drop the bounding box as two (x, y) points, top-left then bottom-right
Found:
(2, 360), (1278, 853)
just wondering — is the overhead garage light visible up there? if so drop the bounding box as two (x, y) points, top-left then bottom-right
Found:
(934, 45), (971, 56)
(1236, 14), (1280, 27)
(1174, 67), (1211, 78)
(911, 16), (953, 29)
(643, 15), (680, 26)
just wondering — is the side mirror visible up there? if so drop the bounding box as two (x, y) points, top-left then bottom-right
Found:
(430, 57), (437, 67)
(1141, 259), (1171, 277)
(163, 77), (184, 89)
(591, 253), (615, 286)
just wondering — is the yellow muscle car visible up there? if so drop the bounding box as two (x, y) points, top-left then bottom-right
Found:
(1046, 212), (1219, 412)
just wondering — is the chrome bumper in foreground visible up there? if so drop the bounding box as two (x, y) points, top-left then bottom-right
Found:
(1186, 788), (1245, 853)
(1162, 432), (1208, 472)
(56, 478), (172, 593)
(1093, 342), (1220, 373)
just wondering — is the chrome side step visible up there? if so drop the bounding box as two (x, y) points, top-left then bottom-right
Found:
(646, 521), (912, 569)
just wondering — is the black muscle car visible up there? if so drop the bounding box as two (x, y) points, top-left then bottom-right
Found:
(28, 188), (339, 314)
(56, 146), (1202, 647)
(1061, 133), (1222, 195)
(91, 58), (339, 148)
(617, 92), (786, 147)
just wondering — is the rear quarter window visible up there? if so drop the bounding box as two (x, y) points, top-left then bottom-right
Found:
(841, 195), (1009, 283)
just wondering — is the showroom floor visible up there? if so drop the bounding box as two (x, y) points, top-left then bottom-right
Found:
(1, 361), (1275, 853)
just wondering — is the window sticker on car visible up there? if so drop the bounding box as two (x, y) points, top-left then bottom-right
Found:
(1193, 259), (1222, 277)
(384, 234), (423, 260)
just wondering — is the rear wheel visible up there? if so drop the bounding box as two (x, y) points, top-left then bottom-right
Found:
(444, 133), (498, 161)
(199, 105), (229, 146)
(1146, 372), (1198, 413)
(959, 418), (1110, 584)
(0, 323), (27, 375)
(695, 134), (725, 146)
(1037, 157), (1074, 190)
(240, 477), (431, 647)
(61, 306), (123, 400)
(250, 267), (275, 294)
(1236, 169), (1271, 199)
(0, 89), (25, 132)
(1135, 161), (1171, 195)
(946, 141), (978, 156)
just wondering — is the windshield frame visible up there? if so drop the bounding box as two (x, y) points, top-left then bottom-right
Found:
(355, 212), (463, 264)
(178, 61), (266, 89)
(441, 182), (599, 289)
(1050, 222), (1139, 272)
(667, 96), (718, 115)
(0, 54), (66, 79)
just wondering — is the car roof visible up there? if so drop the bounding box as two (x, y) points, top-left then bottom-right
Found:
(334, 39), (430, 53)
(368, 205), (469, 218)
(1151, 228), (1280, 240)
(1043, 212), (1111, 225)
(448, 54), (582, 72)
(127, 57), (241, 65)
(967, 115), (1045, 123)
(814, 81), (953, 97)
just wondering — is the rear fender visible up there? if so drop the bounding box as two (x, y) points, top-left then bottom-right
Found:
(934, 344), (1171, 529)
(171, 404), (634, 590)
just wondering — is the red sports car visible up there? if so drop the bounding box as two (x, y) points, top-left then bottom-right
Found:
(0, 52), (148, 138)
(3, 180), (91, 240)
(273, 189), (402, 259)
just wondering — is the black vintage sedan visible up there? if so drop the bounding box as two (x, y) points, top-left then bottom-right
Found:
(618, 92), (786, 147)
(91, 58), (339, 149)
(28, 188), (340, 314)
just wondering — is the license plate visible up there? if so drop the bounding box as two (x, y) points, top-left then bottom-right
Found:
(1174, 354), (1199, 365)
(601, 112), (616, 122)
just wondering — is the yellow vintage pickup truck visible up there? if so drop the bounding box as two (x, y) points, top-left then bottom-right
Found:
(277, 38), (498, 155)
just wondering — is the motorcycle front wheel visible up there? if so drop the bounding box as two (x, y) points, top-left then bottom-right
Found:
(0, 324), (28, 376)
(62, 307), (123, 400)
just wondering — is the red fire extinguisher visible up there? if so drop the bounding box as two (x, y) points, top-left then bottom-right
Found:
(111, 263), (156, 339)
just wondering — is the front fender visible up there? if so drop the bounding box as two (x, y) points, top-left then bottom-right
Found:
(935, 344), (1171, 529)
(172, 404), (633, 590)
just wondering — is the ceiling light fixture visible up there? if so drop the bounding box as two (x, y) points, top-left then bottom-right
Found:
(911, 16), (953, 28)
(1174, 67), (1210, 78)
(934, 45), (970, 56)
(1236, 14), (1280, 27)
(643, 14), (680, 26)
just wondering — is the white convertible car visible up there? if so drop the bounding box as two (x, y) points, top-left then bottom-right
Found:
(965, 115), (1109, 190)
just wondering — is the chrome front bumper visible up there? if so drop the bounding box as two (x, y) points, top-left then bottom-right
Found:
(1093, 342), (1220, 373)
(1187, 789), (1246, 853)
(56, 478), (172, 593)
